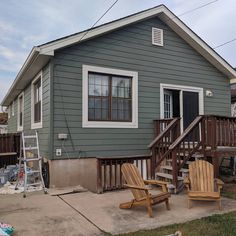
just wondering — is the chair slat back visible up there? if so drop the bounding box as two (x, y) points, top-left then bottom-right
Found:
(121, 163), (147, 200)
(189, 160), (214, 192)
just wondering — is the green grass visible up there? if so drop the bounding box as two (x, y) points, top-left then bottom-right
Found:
(117, 184), (236, 236)
(117, 211), (236, 236)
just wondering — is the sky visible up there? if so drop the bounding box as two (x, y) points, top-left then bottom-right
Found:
(0, 0), (235, 108)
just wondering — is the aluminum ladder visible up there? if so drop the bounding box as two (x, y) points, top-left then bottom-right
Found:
(15, 131), (47, 197)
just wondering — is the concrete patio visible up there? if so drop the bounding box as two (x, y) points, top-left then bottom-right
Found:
(1, 189), (236, 235)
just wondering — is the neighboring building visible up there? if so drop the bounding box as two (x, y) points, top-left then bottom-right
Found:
(231, 69), (236, 116)
(0, 113), (8, 134)
(1, 5), (236, 191)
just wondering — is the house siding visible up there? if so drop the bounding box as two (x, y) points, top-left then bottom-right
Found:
(7, 64), (51, 158)
(51, 16), (230, 158)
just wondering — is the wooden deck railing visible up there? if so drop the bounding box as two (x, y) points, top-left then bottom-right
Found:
(148, 117), (180, 178)
(0, 133), (20, 168)
(203, 115), (236, 148)
(96, 154), (152, 193)
(153, 118), (175, 136)
(152, 115), (236, 189)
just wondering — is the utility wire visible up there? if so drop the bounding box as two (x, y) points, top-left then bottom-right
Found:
(213, 38), (236, 49)
(177, 0), (219, 18)
(78, 0), (119, 42)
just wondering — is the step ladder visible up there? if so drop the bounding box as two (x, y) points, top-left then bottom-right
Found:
(15, 131), (47, 197)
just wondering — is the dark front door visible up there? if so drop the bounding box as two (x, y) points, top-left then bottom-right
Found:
(183, 91), (199, 130)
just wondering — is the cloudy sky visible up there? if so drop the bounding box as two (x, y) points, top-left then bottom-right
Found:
(0, 0), (235, 107)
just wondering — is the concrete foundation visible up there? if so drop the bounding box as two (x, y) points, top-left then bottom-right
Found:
(48, 158), (98, 192)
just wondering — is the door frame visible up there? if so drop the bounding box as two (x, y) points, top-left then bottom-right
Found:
(160, 83), (204, 131)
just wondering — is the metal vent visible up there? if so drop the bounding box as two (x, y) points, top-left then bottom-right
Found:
(152, 27), (163, 46)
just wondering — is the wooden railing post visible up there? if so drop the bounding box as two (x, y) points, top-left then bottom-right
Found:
(201, 116), (206, 158)
(151, 147), (156, 179)
(172, 150), (178, 191)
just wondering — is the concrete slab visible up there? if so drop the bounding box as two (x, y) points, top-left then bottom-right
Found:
(0, 192), (102, 236)
(61, 189), (236, 235)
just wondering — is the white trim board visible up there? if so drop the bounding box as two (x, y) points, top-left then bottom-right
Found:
(17, 92), (24, 132)
(82, 65), (138, 128)
(31, 71), (43, 129)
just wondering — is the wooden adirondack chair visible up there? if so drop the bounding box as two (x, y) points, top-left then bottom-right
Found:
(119, 163), (171, 217)
(184, 160), (224, 210)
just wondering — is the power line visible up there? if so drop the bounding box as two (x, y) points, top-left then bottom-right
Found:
(213, 38), (236, 49)
(78, 0), (119, 42)
(177, 0), (219, 18)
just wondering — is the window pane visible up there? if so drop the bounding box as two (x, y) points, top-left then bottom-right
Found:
(88, 98), (95, 109)
(94, 98), (101, 109)
(88, 108), (95, 120)
(95, 109), (102, 120)
(102, 98), (108, 109)
(102, 109), (108, 120)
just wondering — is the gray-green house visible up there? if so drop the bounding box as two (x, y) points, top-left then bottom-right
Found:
(2, 5), (236, 191)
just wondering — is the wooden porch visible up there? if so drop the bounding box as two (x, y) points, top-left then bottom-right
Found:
(149, 115), (236, 192)
(97, 115), (236, 193)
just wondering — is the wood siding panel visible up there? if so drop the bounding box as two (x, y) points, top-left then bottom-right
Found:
(51, 17), (230, 158)
(7, 64), (51, 158)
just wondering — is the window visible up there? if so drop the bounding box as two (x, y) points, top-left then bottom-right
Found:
(11, 101), (14, 116)
(88, 73), (132, 122)
(83, 65), (138, 128)
(8, 105), (11, 119)
(31, 72), (42, 129)
(163, 90), (173, 118)
(17, 92), (24, 131)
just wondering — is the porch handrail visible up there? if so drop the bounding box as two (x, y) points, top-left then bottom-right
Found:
(148, 117), (180, 148)
(169, 116), (203, 150)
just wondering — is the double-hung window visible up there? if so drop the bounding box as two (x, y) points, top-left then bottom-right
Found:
(83, 65), (138, 128)
(31, 73), (42, 129)
(17, 92), (24, 131)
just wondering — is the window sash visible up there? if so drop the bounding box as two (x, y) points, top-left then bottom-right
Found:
(88, 72), (132, 122)
(33, 78), (42, 123)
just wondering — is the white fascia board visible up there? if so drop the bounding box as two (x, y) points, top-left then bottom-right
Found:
(39, 6), (166, 55)
(159, 9), (236, 79)
(230, 78), (236, 84)
(39, 5), (235, 79)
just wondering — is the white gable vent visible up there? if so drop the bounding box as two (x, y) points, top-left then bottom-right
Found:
(152, 27), (163, 46)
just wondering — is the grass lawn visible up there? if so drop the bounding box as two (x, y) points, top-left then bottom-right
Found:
(117, 183), (236, 236)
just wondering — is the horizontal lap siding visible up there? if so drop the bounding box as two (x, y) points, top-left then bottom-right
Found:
(52, 17), (230, 158)
(7, 64), (51, 158)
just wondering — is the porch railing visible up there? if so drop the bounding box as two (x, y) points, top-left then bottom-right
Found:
(148, 117), (180, 178)
(152, 115), (236, 189)
(96, 154), (152, 193)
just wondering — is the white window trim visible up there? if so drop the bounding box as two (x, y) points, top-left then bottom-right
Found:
(11, 101), (15, 116)
(8, 104), (11, 119)
(82, 65), (138, 128)
(160, 83), (204, 132)
(17, 92), (24, 132)
(31, 71), (43, 129)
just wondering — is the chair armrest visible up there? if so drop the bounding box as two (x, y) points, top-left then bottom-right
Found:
(184, 177), (190, 191)
(215, 178), (224, 193)
(123, 184), (151, 191)
(144, 179), (169, 192)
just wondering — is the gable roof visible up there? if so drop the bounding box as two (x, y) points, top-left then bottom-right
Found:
(2, 4), (236, 106)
